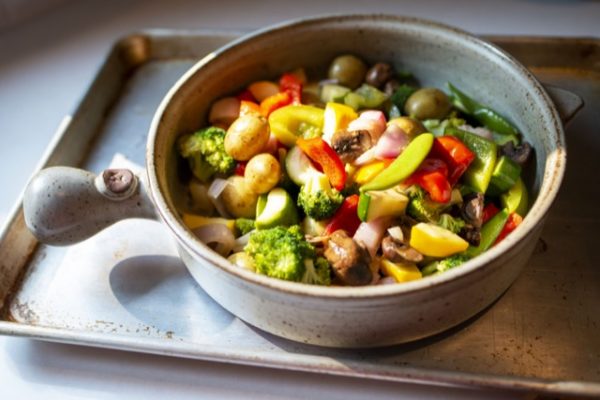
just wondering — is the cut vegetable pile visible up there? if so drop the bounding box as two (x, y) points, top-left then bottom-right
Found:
(177, 55), (532, 287)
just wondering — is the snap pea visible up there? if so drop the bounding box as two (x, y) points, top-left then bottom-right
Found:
(466, 208), (509, 257)
(447, 83), (519, 145)
(359, 133), (434, 192)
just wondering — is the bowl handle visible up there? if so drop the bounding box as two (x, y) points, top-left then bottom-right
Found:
(23, 166), (157, 246)
(543, 84), (584, 124)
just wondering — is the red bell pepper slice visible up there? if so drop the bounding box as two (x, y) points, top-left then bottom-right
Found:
(234, 162), (247, 176)
(236, 89), (257, 103)
(405, 158), (452, 203)
(260, 91), (292, 117)
(482, 202), (500, 224)
(279, 73), (303, 104)
(494, 212), (523, 245)
(324, 194), (361, 236)
(430, 136), (475, 185)
(296, 137), (347, 191)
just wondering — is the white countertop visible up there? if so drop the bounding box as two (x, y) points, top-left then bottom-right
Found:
(0, 0), (598, 398)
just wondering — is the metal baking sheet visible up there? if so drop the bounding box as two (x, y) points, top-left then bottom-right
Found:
(0, 30), (598, 397)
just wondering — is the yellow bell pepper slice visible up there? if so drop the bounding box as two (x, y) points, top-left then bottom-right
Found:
(353, 159), (393, 185)
(182, 214), (235, 234)
(380, 259), (422, 283)
(268, 105), (325, 147)
(322, 102), (358, 143)
(409, 223), (469, 258)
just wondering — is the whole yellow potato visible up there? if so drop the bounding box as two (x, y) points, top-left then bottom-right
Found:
(244, 153), (281, 194)
(221, 176), (259, 218)
(225, 115), (270, 161)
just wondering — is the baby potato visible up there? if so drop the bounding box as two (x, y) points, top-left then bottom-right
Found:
(225, 115), (270, 161)
(221, 176), (259, 218)
(245, 153), (281, 194)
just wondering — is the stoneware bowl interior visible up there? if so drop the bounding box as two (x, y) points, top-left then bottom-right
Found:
(145, 15), (565, 345)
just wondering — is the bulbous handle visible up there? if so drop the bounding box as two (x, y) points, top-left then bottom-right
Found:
(544, 84), (583, 124)
(23, 166), (157, 246)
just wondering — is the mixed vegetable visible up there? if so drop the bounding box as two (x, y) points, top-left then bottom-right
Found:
(177, 55), (532, 287)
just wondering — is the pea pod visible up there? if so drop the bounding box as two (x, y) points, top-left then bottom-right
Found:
(473, 108), (519, 145)
(360, 133), (434, 192)
(447, 83), (519, 145)
(466, 208), (509, 257)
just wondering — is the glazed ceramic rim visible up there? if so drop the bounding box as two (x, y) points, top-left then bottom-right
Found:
(148, 14), (565, 299)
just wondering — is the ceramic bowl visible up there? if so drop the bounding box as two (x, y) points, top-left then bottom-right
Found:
(24, 15), (572, 347)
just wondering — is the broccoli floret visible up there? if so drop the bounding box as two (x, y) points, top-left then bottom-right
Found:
(301, 257), (332, 286)
(297, 171), (344, 220)
(187, 153), (216, 183)
(245, 225), (325, 283)
(234, 218), (255, 236)
(178, 126), (235, 181)
(421, 253), (470, 277)
(437, 213), (466, 234)
(406, 186), (442, 223)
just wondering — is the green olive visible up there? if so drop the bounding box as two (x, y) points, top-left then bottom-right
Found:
(245, 153), (281, 194)
(225, 115), (270, 161)
(328, 55), (367, 89)
(387, 117), (427, 138)
(404, 88), (452, 120)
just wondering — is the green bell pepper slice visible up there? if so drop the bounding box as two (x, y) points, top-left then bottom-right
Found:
(486, 156), (522, 196)
(446, 127), (497, 194)
(501, 177), (529, 215)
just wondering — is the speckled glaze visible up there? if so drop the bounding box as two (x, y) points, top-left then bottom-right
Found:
(147, 15), (567, 347)
(23, 15), (570, 347)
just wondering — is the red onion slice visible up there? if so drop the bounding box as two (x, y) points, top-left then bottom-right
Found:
(232, 232), (252, 253)
(458, 124), (493, 140)
(357, 110), (387, 140)
(387, 226), (404, 243)
(208, 178), (232, 218)
(208, 97), (240, 127)
(353, 217), (393, 258)
(374, 124), (409, 159)
(192, 223), (236, 257)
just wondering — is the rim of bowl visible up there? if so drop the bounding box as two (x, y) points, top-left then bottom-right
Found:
(147, 13), (566, 299)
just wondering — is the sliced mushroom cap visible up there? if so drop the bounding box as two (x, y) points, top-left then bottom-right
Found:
(324, 230), (372, 286)
(331, 129), (373, 163)
(461, 224), (481, 246)
(461, 192), (484, 228)
(501, 141), (532, 166)
(381, 236), (424, 263)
